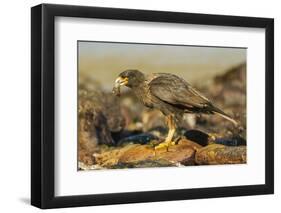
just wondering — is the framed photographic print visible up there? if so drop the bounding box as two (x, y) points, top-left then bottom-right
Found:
(31, 3), (274, 209)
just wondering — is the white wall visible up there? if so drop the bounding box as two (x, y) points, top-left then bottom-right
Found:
(0, 0), (279, 212)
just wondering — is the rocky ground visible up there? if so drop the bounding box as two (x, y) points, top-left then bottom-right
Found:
(78, 63), (247, 170)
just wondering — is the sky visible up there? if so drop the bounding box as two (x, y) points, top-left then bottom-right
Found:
(78, 41), (246, 91)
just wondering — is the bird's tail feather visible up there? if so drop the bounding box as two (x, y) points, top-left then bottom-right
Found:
(214, 111), (238, 126)
(210, 105), (238, 126)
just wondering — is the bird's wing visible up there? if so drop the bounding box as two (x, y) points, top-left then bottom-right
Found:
(148, 73), (211, 110)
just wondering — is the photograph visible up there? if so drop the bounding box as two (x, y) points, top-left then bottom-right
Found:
(29, 3), (274, 209)
(78, 41), (247, 170)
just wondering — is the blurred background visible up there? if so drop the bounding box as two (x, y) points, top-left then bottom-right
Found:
(78, 41), (246, 91)
(78, 41), (247, 170)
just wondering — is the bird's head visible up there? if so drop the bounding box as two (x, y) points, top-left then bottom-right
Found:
(113, 70), (145, 96)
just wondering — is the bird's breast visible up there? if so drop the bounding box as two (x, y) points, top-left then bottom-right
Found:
(134, 84), (154, 108)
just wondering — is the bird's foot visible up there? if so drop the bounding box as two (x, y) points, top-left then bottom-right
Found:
(208, 133), (219, 141)
(154, 140), (176, 155)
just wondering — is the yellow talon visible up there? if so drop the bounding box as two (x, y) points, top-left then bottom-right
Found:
(154, 141), (176, 154)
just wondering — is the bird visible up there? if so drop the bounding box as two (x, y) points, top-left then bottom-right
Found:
(113, 69), (238, 151)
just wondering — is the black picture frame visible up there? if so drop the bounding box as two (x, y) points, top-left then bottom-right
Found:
(31, 3), (274, 209)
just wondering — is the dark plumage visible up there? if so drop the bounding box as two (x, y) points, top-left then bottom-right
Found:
(113, 69), (237, 150)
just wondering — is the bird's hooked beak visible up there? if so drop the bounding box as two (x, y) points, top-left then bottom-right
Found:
(115, 76), (128, 87)
(112, 76), (128, 96)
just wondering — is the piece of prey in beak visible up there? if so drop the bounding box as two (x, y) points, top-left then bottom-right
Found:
(112, 77), (128, 96)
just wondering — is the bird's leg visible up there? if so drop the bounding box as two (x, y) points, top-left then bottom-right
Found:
(154, 115), (176, 152)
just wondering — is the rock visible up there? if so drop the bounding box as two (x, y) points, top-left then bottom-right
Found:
(156, 147), (196, 166)
(103, 94), (126, 132)
(111, 130), (142, 144)
(78, 117), (99, 165)
(79, 81), (125, 146)
(79, 149), (96, 166)
(94, 138), (200, 168)
(183, 129), (209, 146)
(92, 109), (116, 145)
(94, 144), (139, 168)
(79, 92), (115, 147)
(89, 137), (248, 169)
(214, 136), (246, 146)
(94, 144), (171, 168)
(195, 144), (246, 165)
(78, 161), (104, 170)
(154, 139), (201, 166)
(177, 138), (203, 150)
(117, 133), (159, 146)
(119, 145), (155, 163)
